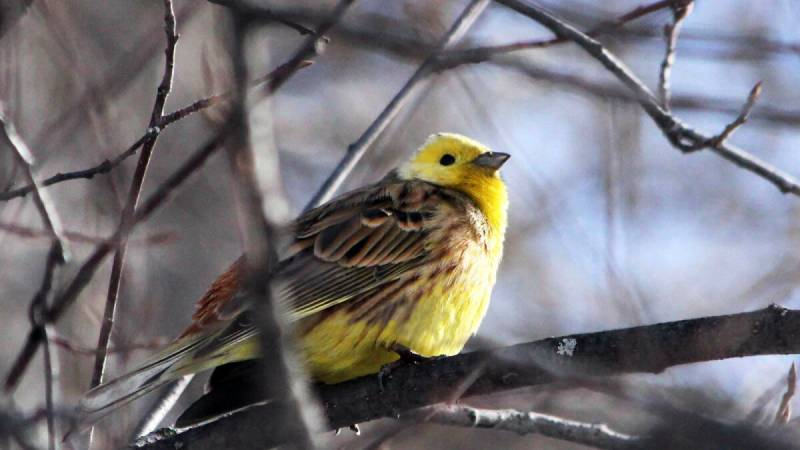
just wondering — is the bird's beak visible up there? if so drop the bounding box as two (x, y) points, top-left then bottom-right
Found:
(472, 152), (510, 171)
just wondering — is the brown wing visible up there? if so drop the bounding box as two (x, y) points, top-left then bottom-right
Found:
(277, 179), (441, 319)
(183, 178), (445, 335)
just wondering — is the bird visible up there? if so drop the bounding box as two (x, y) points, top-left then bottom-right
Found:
(79, 132), (510, 426)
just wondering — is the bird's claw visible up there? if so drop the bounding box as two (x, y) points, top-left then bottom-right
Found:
(377, 344), (444, 391)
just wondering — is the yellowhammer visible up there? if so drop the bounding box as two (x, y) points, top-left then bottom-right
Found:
(80, 132), (509, 424)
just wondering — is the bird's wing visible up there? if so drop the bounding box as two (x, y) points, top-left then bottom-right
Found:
(79, 179), (448, 420)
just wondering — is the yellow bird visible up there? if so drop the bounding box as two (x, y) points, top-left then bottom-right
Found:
(80, 132), (509, 424)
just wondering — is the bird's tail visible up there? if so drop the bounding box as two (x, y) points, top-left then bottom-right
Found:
(78, 355), (179, 425)
(76, 332), (212, 426)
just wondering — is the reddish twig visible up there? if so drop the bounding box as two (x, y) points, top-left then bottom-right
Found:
(775, 362), (796, 425)
(49, 335), (167, 357)
(658, 1), (694, 109)
(0, 220), (178, 246)
(89, 9), (179, 440)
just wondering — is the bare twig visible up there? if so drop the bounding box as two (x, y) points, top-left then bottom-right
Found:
(136, 305), (800, 449)
(128, 2), (352, 436)
(0, 108), (68, 260)
(89, 8), (179, 450)
(413, 405), (644, 450)
(304, 0), (490, 209)
(49, 335), (167, 357)
(30, 243), (62, 450)
(493, 0), (800, 197)
(775, 363), (796, 425)
(658, 1), (693, 109)
(211, 1), (360, 444)
(4, 129), (229, 394)
(0, 60), (313, 203)
(707, 81), (762, 148)
(436, 0), (678, 70)
(0, 221), (178, 246)
(0, 106), (68, 450)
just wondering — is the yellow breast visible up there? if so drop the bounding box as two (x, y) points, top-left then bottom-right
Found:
(299, 227), (502, 384)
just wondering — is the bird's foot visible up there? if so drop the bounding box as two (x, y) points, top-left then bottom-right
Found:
(377, 344), (444, 391)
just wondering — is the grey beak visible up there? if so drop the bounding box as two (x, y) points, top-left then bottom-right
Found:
(472, 152), (510, 170)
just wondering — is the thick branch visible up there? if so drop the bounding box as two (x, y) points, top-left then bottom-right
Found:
(137, 305), (800, 449)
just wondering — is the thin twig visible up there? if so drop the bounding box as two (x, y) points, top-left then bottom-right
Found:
(775, 362), (796, 425)
(436, 0), (678, 70)
(0, 221), (178, 246)
(658, 1), (693, 109)
(213, 1), (357, 444)
(707, 81), (762, 148)
(0, 60), (313, 203)
(30, 243), (62, 450)
(89, 9), (179, 450)
(304, 0), (490, 209)
(0, 108), (68, 260)
(49, 335), (167, 357)
(493, 0), (800, 197)
(413, 405), (644, 450)
(128, 3), (348, 435)
(3, 129), (229, 394)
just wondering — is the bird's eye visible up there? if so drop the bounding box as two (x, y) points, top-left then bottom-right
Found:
(439, 154), (456, 166)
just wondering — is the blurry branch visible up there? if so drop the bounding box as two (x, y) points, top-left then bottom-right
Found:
(657, 0), (693, 109)
(0, 61), (314, 203)
(0, 404), (79, 450)
(3, 129), (229, 394)
(494, 0), (800, 197)
(89, 1), (178, 413)
(49, 335), (167, 357)
(414, 405), (643, 450)
(775, 363), (796, 425)
(0, 0), (31, 39)
(131, 1), (350, 438)
(137, 305), (800, 449)
(3, 1), (794, 203)
(29, 244), (61, 450)
(0, 221), (178, 246)
(0, 109), (67, 450)
(436, 0), (677, 69)
(305, 0), (490, 208)
(0, 109), (67, 259)
(206, 0), (316, 35)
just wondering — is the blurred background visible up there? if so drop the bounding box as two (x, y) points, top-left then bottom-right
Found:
(2, 0), (800, 448)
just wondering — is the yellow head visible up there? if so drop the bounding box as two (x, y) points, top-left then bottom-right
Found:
(398, 132), (509, 234)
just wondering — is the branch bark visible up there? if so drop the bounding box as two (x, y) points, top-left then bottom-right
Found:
(493, 0), (800, 197)
(136, 305), (800, 449)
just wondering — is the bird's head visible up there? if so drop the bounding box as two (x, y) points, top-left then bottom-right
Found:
(398, 132), (510, 187)
(398, 132), (509, 233)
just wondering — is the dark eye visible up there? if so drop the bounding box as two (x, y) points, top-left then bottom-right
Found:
(439, 154), (456, 166)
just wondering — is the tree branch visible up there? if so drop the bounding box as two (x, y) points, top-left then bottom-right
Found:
(413, 405), (643, 450)
(657, 0), (693, 109)
(493, 0), (800, 197)
(304, 0), (490, 209)
(136, 305), (800, 449)
(89, 1), (179, 413)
